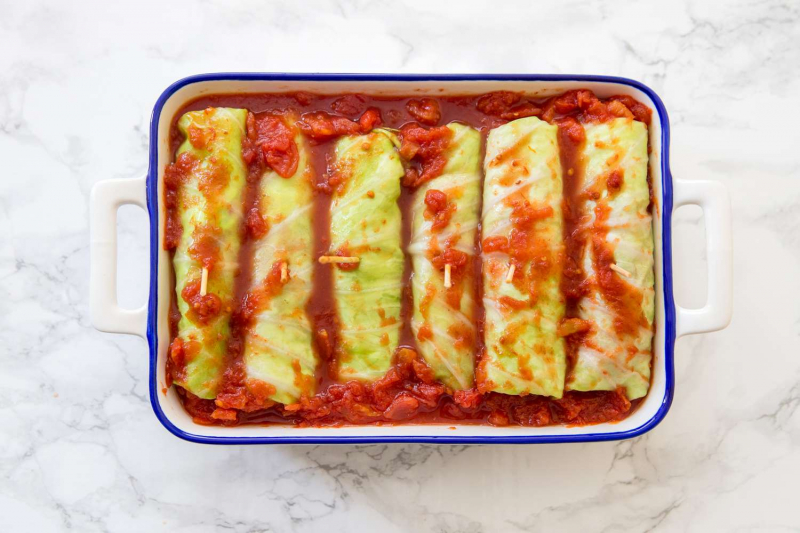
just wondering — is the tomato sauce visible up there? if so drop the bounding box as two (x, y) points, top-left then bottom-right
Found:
(556, 116), (589, 374)
(396, 183), (418, 356)
(167, 89), (652, 428)
(398, 123), (453, 187)
(424, 189), (455, 232)
(163, 152), (198, 250)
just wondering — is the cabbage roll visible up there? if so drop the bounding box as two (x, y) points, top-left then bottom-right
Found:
(169, 108), (248, 399)
(567, 118), (654, 399)
(330, 130), (405, 381)
(241, 115), (317, 405)
(409, 123), (481, 390)
(480, 116), (566, 398)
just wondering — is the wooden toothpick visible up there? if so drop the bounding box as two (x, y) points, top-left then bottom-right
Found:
(318, 256), (360, 265)
(610, 263), (632, 278)
(200, 267), (209, 296)
(505, 264), (516, 283)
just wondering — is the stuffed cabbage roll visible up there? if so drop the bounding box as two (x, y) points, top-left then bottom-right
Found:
(168, 108), (248, 399)
(409, 123), (481, 390)
(567, 118), (654, 400)
(480, 116), (566, 398)
(329, 130), (405, 381)
(240, 114), (317, 405)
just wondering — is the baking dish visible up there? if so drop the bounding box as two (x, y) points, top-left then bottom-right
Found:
(89, 73), (732, 444)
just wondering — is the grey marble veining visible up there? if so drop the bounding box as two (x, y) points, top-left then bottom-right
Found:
(1, 0), (798, 531)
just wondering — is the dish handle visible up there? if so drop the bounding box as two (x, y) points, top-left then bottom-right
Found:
(90, 176), (149, 338)
(672, 179), (733, 337)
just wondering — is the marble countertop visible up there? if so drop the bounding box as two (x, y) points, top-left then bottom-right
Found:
(2, 0), (798, 531)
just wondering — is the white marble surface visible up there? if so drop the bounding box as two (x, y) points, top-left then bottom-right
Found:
(1, 0), (798, 531)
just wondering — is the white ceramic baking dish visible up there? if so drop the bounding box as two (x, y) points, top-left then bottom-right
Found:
(90, 74), (732, 444)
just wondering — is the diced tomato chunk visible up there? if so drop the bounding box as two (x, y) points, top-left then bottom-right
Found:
(431, 247), (468, 271)
(399, 124), (453, 188)
(383, 394), (420, 420)
(358, 107), (383, 131)
(245, 207), (268, 239)
(424, 189), (448, 213)
(406, 98), (441, 125)
(476, 91), (520, 115)
(254, 115), (299, 178)
(181, 279), (221, 322)
(424, 189), (456, 232)
(298, 108), (383, 141)
(482, 236), (509, 254)
(331, 94), (366, 116)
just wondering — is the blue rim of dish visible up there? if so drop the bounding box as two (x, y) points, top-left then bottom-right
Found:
(147, 73), (675, 445)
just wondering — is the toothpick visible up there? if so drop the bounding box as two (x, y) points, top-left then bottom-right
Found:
(505, 264), (516, 283)
(610, 263), (632, 278)
(199, 267), (209, 296)
(444, 264), (452, 288)
(319, 255), (360, 264)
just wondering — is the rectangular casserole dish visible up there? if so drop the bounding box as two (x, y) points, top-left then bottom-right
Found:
(89, 73), (732, 444)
